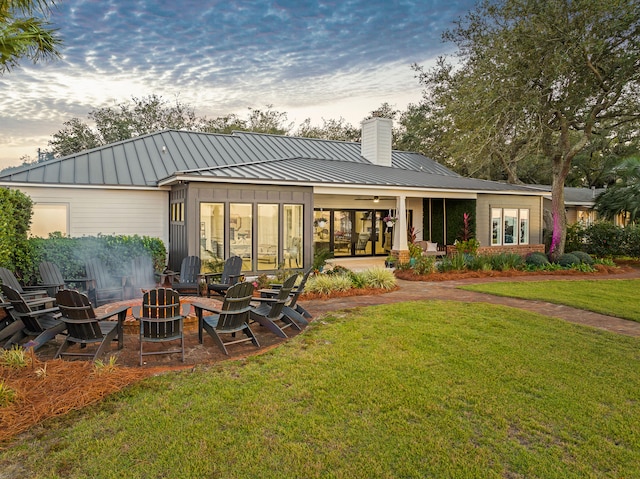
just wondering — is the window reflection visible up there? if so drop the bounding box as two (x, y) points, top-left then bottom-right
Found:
(230, 203), (252, 271)
(257, 204), (278, 271)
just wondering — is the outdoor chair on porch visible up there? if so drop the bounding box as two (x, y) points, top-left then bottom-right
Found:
(171, 256), (201, 296)
(0, 284), (65, 351)
(133, 287), (189, 366)
(250, 273), (300, 338)
(54, 289), (128, 361)
(85, 259), (125, 306)
(205, 256), (243, 297)
(192, 281), (259, 355)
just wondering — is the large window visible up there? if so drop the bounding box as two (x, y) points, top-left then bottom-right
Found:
(30, 203), (68, 237)
(491, 208), (529, 246)
(230, 203), (253, 271)
(284, 205), (303, 268)
(257, 204), (278, 271)
(200, 203), (224, 260)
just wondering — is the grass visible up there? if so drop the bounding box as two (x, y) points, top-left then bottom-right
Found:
(459, 279), (640, 322)
(1, 301), (640, 478)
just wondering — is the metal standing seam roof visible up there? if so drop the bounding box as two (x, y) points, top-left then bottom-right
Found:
(1, 129), (532, 195)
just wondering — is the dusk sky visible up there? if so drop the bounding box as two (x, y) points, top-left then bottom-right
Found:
(1, 0), (476, 169)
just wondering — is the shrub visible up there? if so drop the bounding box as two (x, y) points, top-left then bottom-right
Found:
(438, 254), (466, 272)
(466, 254), (493, 271)
(623, 224), (640, 259)
(525, 252), (550, 267)
(305, 274), (353, 295)
(565, 222), (587, 252)
(557, 253), (580, 268)
(348, 271), (368, 289)
(569, 251), (594, 265)
(583, 222), (624, 257)
(361, 268), (397, 290)
(412, 255), (437, 275)
(0, 347), (31, 368)
(490, 253), (524, 271)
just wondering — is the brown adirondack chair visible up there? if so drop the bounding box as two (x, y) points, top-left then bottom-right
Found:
(171, 256), (201, 295)
(250, 273), (300, 338)
(133, 288), (189, 366)
(192, 281), (259, 355)
(85, 259), (125, 306)
(38, 261), (92, 296)
(0, 267), (53, 308)
(0, 284), (65, 351)
(205, 256), (243, 297)
(54, 289), (128, 360)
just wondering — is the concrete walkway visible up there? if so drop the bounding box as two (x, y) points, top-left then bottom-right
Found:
(301, 268), (640, 337)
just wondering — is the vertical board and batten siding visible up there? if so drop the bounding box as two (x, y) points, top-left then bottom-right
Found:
(476, 193), (543, 246)
(17, 186), (169, 243)
(185, 183), (313, 273)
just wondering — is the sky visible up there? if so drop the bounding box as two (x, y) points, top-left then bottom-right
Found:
(0, 0), (476, 169)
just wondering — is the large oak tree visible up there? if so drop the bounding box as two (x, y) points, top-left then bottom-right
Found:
(415, 0), (640, 258)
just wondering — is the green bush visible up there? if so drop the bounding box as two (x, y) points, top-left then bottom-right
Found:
(557, 253), (580, 268)
(583, 222), (625, 257)
(622, 225), (640, 259)
(466, 254), (493, 271)
(305, 274), (353, 295)
(565, 222), (587, 252)
(412, 255), (437, 275)
(569, 251), (594, 265)
(490, 253), (523, 271)
(438, 253), (466, 272)
(525, 252), (550, 267)
(361, 268), (397, 290)
(0, 188), (33, 272)
(24, 234), (167, 285)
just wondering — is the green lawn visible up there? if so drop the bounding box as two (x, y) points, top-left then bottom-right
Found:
(1, 301), (639, 478)
(459, 279), (640, 322)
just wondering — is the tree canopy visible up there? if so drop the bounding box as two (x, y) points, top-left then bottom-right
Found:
(0, 0), (62, 73)
(414, 0), (640, 258)
(595, 157), (640, 224)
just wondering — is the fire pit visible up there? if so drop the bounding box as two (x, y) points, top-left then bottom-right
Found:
(96, 295), (222, 335)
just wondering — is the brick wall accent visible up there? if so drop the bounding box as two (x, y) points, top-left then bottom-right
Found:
(391, 249), (411, 263)
(446, 244), (545, 257)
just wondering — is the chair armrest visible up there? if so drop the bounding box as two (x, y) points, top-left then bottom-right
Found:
(191, 302), (222, 315)
(251, 296), (278, 304)
(181, 304), (191, 317)
(27, 306), (60, 318)
(131, 305), (141, 319)
(96, 304), (130, 322)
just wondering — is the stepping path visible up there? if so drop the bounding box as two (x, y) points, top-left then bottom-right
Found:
(301, 269), (640, 337)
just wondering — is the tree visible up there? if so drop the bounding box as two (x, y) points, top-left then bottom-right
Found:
(415, 0), (640, 259)
(595, 157), (640, 224)
(0, 0), (62, 73)
(295, 117), (360, 142)
(48, 118), (101, 157)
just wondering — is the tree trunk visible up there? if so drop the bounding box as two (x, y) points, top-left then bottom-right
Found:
(549, 172), (567, 262)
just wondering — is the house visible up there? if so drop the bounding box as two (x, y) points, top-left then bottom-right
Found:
(0, 118), (546, 273)
(527, 185), (609, 227)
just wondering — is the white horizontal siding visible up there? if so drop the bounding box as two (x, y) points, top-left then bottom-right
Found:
(16, 186), (169, 245)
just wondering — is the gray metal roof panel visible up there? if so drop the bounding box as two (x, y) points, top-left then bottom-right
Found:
(178, 157), (539, 193)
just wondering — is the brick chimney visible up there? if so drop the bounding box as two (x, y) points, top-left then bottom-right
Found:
(361, 117), (392, 167)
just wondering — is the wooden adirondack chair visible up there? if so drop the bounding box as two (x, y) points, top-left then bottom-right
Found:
(0, 267), (53, 307)
(192, 281), (259, 355)
(263, 267), (313, 326)
(0, 295), (24, 349)
(133, 288), (189, 366)
(54, 289), (128, 360)
(128, 255), (158, 297)
(0, 284), (65, 351)
(85, 259), (125, 306)
(250, 273), (300, 338)
(38, 261), (92, 296)
(171, 256), (201, 295)
(205, 256), (243, 297)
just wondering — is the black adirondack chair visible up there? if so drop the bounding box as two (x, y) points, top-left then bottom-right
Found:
(85, 259), (125, 306)
(250, 273), (300, 338)
(171, 256), (201, 295)
(133, 288), (188, 366)
(263, 267), (313, 325)
(54, 289), (128, 361)
(0, 284), (65, 351)
(192, 281), (259, 355)
(205, 256), (243, 297)
(128, 255), (158, 297)
(0, 296), (24, 349)
(38, 261), (92, 296)
(0, 267), (53, 308)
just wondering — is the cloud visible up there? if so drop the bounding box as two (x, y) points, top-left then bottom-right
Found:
(0, 0), (475, 168)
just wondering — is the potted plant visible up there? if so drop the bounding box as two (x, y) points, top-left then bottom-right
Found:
(314, 217), (328, 228)
(383, 215), (397, 228)
(384, 254), (397, 268)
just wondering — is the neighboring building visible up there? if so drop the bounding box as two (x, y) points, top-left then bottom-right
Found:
(0, 118), (546, 273)
(527, 185), (608, 227)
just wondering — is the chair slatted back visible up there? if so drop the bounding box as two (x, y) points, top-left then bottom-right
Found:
(39, 262), (65, 286)
(55, 289), (103, 341)
(289, 268), (312, 308)
(0, 268), (25, 294)
(217, 282), (254, 330)
(0, 284), (44, 333)
(131, 255), (156, 290)
(140, 288), (182, 340)
(85, 259), (116, 289)
(179, 256), (201, 284)
(266, 274), (297, 319)
(220, 256), (243, 285)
